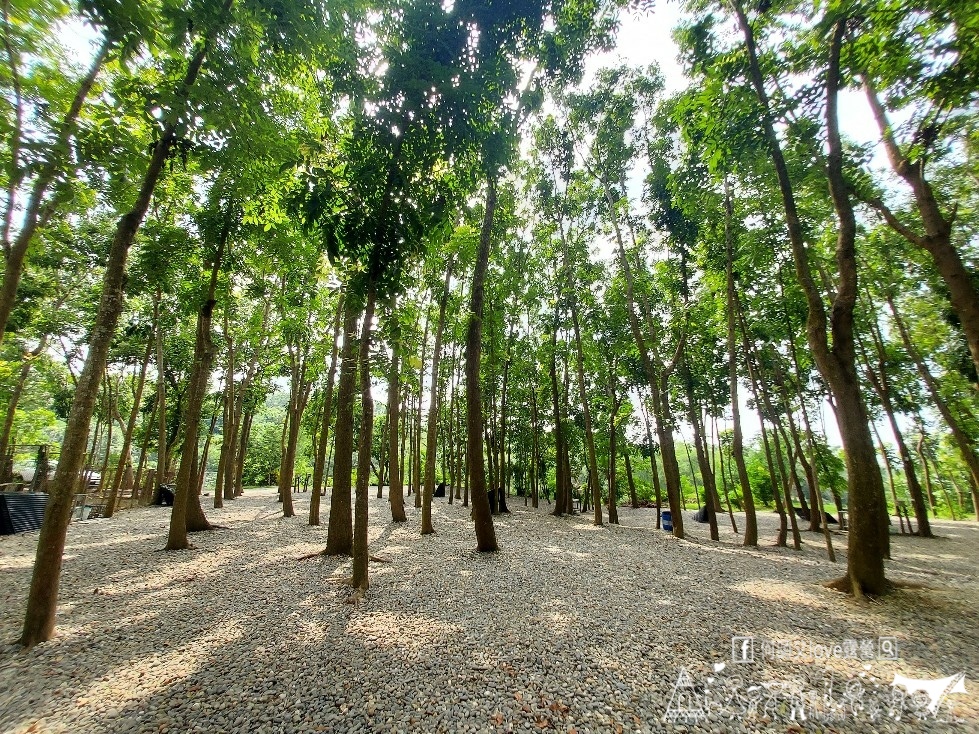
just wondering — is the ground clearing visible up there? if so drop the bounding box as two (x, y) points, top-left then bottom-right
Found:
(1, 489), (977, 733)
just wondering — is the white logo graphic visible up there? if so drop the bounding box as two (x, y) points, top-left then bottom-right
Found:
(732, 636), (754, 664)
(892, 673), (967, 715)
(664, 667), (708, 724)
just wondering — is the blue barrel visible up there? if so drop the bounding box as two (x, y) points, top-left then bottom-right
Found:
(662, 510), (673, 532)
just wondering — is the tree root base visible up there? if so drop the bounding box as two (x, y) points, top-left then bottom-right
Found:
(824, 575), (894, 598)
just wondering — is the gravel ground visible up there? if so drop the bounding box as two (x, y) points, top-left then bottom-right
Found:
(0, 488), (977, 733)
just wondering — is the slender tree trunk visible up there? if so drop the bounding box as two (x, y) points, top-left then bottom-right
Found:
(859, 335), (932, 537)
(916, 432), (938, 514)
(639, 398), (663, 529)
(422, 266), (452, 534)
(889, 293), (979, 505)
(607, 394), (620, 525)
(739, 298), (801, 549)
(220, 307), (236, 502)
(166, 212), (231, 548)
(465, 174), (499, 551)
(156, 291), (169, 486)
(311, 301), (343, 525)
(326, 296), (360, 556)
(351, 283), (376, 591)
(681, 375), (718, 540)
(548, 304), (568, 516)
(387, 299), (406, 522)
(234, 409), (252, 495)
(104, 328), (153, 517)
(569, 295), (602, 526)
(724, 180), (757, 546)
(134, 397), (155, 503)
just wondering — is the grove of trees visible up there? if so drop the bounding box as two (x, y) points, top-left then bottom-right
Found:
(2, 0), (977, 646)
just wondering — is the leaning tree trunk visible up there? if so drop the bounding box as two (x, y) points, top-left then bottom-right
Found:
(17, 16), (228, 646)
(860, 337), (932, 537)
(325, 296), (360, 556)
(0, 44), (109, 342)
(734, 4), (887, 594)
(889, 293), (979, 514)
(861, 79), (979, 382)
(680, 368), (719, 540)
(465, 174), (499, 552)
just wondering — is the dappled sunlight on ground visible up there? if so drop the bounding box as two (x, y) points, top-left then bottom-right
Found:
(0, 489), (976, 732)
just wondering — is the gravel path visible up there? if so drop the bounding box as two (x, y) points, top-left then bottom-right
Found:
(1, 488), (977, 733)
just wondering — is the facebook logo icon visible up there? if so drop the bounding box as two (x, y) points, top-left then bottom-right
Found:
(732, 636), (754, 664)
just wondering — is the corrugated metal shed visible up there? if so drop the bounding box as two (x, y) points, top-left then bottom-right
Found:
(0, 492), (48, 534)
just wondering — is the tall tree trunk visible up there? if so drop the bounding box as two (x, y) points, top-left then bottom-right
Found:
(465, 174), (499, 551)
(166, 210), (232, 547)
(387, 297), (406, 522)
(681, 371), (719, 540)
(916, 432), (938, 514)
(724, 181), (757, 546)
(602, 180), (683, 537)
(156, 290), (169, 485)
(18, 12), (229, 645)
(568, 290), (602, 526)
(858, 334), (932, 537)
(326, 296), (360, 556)
(607, 388), (620, 525)
(134, 396), (156, 503)
(278, 341), (311, 519)
(219, 307), (235, 502)
(311, 300), (343, 525)
(422, 265), (452, 534)
(351, 283), (376, 591)
(739, 296), (801, 549)
(104, 327), (153, 517)
(734, 4), (887, 593)
(234, 409), (252, 495)
(548, 303), (568, 516)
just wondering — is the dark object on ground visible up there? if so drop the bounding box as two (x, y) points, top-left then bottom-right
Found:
(153, 484), (175, 506)
(486, 489), (510, 513)
(0, 492), (48, 534)
(488, 487), (510, 513)
(434, 482), (446, 498)
(793, 505), (838, 524)
(694, 506), (710, 523)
